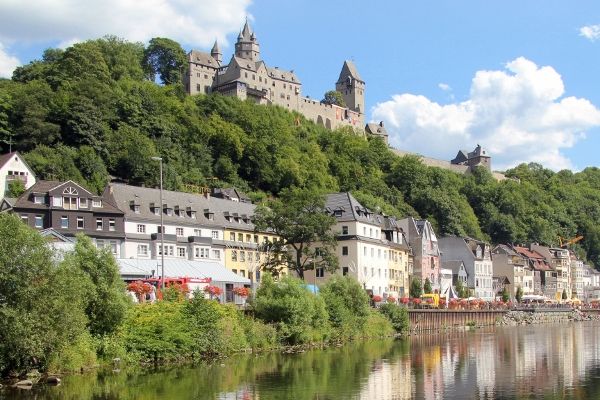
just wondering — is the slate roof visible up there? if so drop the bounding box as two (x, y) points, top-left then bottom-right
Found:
(365, 122), (388, 138)
(14, 180), (122, 214)
(116, 258), (250, 284)
(0, 152), (16, 169)
(188, 50), (220, 67)
(267, 66), (300, 83)
(442, 260), (465, 274)
(325, 192), (382, 225)
(109, 183), (257, 231)
(337, 60), (363, 83)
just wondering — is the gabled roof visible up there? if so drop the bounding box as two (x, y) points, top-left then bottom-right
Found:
(442, 260), (467, 276)
(188, 50), (220, 67)
(0, 152), (16, 169)
(40, 228), (76, 243)
(365, 122), (388, 137)
(337, 60), (363, 83)
(326, 192), (377, 224)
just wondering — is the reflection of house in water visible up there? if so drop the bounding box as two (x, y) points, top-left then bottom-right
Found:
(358, 360), (412, 400)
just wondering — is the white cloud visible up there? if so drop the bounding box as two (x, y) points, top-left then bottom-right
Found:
(438, 83), (451, 91)
(371, 57), (600, 171)
(580, 25), (600, 41)
(0, 0), (252, 49)
(0, 42), (20, 78)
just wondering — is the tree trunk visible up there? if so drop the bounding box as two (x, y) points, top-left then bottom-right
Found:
(296, 249), (304, 280)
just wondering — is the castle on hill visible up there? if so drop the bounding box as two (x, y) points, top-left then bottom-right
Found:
(184, 20), (370, 133)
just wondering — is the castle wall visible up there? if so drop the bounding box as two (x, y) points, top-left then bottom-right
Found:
(299, 97), (364, 130)
(186, 61), (218, 95)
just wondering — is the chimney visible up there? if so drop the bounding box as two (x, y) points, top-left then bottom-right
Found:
(379, 121), (384, 127)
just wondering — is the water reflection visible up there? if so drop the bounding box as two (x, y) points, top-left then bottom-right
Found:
(3, 322), (600, 399)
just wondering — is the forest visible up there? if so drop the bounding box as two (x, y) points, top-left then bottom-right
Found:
(1, 36), (600, 267)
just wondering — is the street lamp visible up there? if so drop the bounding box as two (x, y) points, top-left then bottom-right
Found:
(151, 156), (165, 290)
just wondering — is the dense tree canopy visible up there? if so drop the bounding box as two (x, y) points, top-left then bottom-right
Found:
(1, 36), (599, 267)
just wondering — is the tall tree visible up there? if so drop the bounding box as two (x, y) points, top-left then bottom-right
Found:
(321, 90), (346, 107)
(143, 37), (187, 85)
(253, 187), (338, 279)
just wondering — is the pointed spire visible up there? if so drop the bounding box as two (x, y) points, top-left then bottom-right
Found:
(211, 40), (220, 54)
(241, 17), (252, 39)
(237, 30), (243, 41)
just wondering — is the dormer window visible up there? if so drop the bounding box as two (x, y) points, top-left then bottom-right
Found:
(79, 198), (88, 208)
(130, 200), (140, 213)
(33, 195), (45, 204)
(92, 199), (102, 208)
(204, 208), (214, 220)
(334, 210), (343, 217)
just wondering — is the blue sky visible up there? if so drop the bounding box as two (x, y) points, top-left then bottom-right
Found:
(1, 0), (599, 171)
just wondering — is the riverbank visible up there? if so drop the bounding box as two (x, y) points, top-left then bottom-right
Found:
(499, 308), (600, 326)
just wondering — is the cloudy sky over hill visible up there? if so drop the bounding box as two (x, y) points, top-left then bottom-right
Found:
(1, 0), (599, 171)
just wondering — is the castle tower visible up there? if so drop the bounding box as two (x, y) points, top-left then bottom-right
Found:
(210, 40), (222, 65)
(234, 20), (260, 61)
(336, 60), (365, 114)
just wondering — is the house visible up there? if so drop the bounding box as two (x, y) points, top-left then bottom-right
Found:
(492, 244), (535, 296)
(397, 217), (441, 291)
(442, 260), (469, 287)
(531, 244), (571, 299)
(438, 236), (494, 300)
(0, 151), (36, 203)
(304, 192), (410, 297)
(11, 180), (125, 256)
(570, 251), (585, 299)
(493, 276), (511, 298)
(512, 246), (554, 297)
(40, 228), (76, 258)
(109, 183), (280, 284)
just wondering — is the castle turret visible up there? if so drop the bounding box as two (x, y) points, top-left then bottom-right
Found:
(210, 40), (222, 65)
(336, 60), (365, 114)
(235, 19), (260, 61)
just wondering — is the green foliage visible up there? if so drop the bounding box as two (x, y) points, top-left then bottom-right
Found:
(320, 276), (371, 340)
(6, 179), (25, 197)
(321, 90), (346, 107)
(501, 286), (510, 302)
(63, 235), (129, 337)
(455, 279), (469, 298)
(423, 278), (432, 294)
(410, 277), (422, 298)
(0, 214), (89, 375)
(516, 286), (524, 303)
(253, 275), (330, 345)
(361, 311), (395, 338)
(143, 37), (187, 85)
(378, 303), (409, 335)
(253, 187), (338, 279)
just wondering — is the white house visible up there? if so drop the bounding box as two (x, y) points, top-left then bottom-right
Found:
(0, 152), (36, 203)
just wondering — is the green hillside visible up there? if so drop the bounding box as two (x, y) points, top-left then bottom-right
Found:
(1, 36), (600, 266)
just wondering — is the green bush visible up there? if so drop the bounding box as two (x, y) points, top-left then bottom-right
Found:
(378, 303), (409, 335)
(320, 276), (371, 340)
(241, 318), (279, 351)
(254, 275), (330, 345)
(361, 311), (395, 339)
(47, 332), (97, 373)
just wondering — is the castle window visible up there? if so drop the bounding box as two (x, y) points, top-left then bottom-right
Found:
(245, 72), (248, 78)
(204, 74), (208, 79)
(283, 83), (286, 89)
(252, 74), (255, 80)
(196, 84), (201, 92)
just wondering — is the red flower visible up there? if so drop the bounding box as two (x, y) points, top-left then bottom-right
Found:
(203, 285), (223, 296)
(233, 287), (250, 297)
(387, 296), (396, 303)
(400, 297), (410, 304)
(439, 298), (447, 305)
(373, 295), (383, 302)
(413, 298), (422, 305)
(127, 280), (152, 296)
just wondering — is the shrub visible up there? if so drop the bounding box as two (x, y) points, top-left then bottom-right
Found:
(320, 276), (370, 340)
(362, 311), (395, 338)
(379, 303), (409, 335)
(241, 318), (279, 351)
(254, 275), (330, 345)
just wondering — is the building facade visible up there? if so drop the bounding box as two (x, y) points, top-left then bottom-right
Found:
(492, 244), (535, 296)
(0, 152), (36, 203)
(12, 180), (125, 255)
(397, 217), (441, 292)
(184, 21), (365, 131)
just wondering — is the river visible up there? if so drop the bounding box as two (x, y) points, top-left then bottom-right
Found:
(3, 322), (600, 399)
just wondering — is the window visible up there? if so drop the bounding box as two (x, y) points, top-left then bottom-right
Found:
(137, 224), (146, 233)
(137, 244), (148, 256)
(60, 216), (68, 229)
(133, 205), (140, 213)
(240, 270), (246, 277)
(20, 215), (28, 224)
(110, 241), (118, 255)
(231, 250), (238, 262)
(316, 267), (324, 278)
(378, 249), (381, 258)
(195, 247), (208, 259)
(342, 246), (348, 256)
(342, 226), (348, 235)
(212, 231), (219, 239)
(237, 233), (243, 242)
(190, 211), (196, 219)
(263, 236), (268, 243)
(77, 216), (84, 229)
(369, 228), (373, 237)
(158, 245), (174, 256)
(34, 215), (43, 228)
(230, 232), (235, 241)
(79, 198), (88, 208)
(371, 248), (374, 257)
(363, 227), (367, 236)
(166, 208), (173, 216)
(240, 251), (246, 262)
(246, 234), (251, 242)
(96, 239), (104, 249)
(178, 247), (186, 258)
(343, 267), (349, 276)
(92, 199), (102, 208)
(52, 197), (62, 207)
(194, 229), (202, 236)
(212, 250), (221, 259)
(109, 219), (115, 231)
(63, 196), (78, 210)
(248, 252), (253, 262)
(334, 210), (342, 217)
(363, 246), (367, 256)
(176, 227), (184, 236)
(153, 207), (159, 216)
(96, 218), (103, 230)
(34, 195), (45, 204)
(254, 234), (259, 243)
